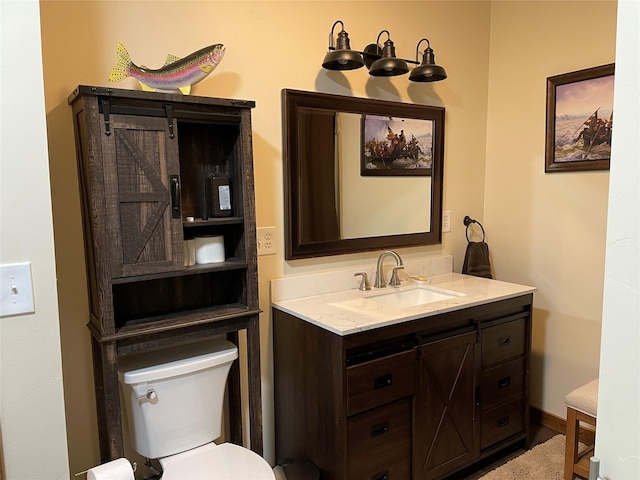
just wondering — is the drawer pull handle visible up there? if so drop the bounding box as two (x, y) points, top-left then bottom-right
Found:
(371, 471), (388, 480)
(371, 422), (389, 437)
(497, 416), (510, 428)
(498, 376), (511, 388)
(374, 374), (393, 389)
(498, 335), (511, 347)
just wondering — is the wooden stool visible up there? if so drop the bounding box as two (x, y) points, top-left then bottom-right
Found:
(564, 379), (598, 480)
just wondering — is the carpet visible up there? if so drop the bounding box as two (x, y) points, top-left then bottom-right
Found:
(478, 435), (584, 480)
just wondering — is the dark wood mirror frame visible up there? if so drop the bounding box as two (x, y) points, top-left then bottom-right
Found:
(282, 89), (445, 260)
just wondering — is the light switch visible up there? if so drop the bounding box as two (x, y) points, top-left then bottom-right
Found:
(0, 262), (35, 317)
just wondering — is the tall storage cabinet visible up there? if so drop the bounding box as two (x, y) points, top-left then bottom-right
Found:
(68, 85), (263, 461)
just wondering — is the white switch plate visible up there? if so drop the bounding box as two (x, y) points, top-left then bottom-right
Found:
(257, 226), (277, 256)
(0, 262), (35, 317)
(443, 210), (451, 233)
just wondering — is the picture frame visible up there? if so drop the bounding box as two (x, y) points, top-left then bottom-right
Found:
(361, 113), (437, 176)
(545, 63), (615, 173)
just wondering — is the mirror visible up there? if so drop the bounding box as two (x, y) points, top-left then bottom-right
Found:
(282, 89), (444, 260)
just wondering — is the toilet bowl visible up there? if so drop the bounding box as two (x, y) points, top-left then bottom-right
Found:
(118, 338), (274, 480)
(159, 442), (275, 480)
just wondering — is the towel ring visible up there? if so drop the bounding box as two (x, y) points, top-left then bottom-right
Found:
(463, 215), (485, 243)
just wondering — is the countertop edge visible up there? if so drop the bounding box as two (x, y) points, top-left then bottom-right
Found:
(272, 273), (536, 336)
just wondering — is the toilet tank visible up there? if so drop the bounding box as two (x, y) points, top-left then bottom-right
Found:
(118, 338), (238, 459)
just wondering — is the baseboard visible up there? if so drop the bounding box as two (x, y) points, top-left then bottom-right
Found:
(531, 406), (596, 445)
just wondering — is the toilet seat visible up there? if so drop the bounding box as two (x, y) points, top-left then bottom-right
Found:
(159, 442), (275, 479)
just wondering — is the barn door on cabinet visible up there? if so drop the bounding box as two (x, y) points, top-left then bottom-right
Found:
(416, 330), (479, 479)
(101, 114), (183, 278)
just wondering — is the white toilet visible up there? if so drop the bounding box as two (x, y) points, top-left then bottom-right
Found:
(118, 338), (275, 480)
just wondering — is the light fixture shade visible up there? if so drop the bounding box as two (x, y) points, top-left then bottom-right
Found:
(409, 46), (447, 82)
(322, 24), (365, 71)
(322, 50), (365, 71)
(368, 38), (409, 77)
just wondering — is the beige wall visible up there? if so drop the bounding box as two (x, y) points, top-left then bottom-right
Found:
(0, 1), (69, 478)
(36, 0), (616, 476)
(485, 1), (617, 416)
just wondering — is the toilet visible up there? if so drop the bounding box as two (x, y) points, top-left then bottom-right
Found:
(118, 338), (275, 480)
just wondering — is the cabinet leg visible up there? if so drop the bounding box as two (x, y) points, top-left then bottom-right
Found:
(227, 331), (243, 446)
(91, 337), (124, 461)
(247, 316), (264, 455)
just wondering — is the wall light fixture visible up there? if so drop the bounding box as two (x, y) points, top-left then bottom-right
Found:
(321, 20), (447, 82)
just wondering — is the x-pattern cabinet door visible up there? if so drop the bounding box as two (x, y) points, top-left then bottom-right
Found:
(416, 330), (479, 480)
(101, 114), (183, 278)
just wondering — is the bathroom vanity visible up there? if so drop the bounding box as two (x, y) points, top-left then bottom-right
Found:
(272, 263), (535, 480)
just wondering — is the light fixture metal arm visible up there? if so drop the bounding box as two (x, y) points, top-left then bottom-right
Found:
(415, 38), (432, 62)
(328, 20), (345, 50)
(376, 29), (391, 47)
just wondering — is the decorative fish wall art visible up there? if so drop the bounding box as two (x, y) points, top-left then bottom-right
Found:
(109, 42), (226, 95)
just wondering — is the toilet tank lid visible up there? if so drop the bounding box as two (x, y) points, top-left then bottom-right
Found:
(118, 339), (238, 385)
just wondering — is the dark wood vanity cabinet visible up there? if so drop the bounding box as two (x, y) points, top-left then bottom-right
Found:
(69, 86), (263, 461)
(273, 293), (532, 480)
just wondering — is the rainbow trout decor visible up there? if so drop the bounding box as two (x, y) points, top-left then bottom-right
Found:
(109, 42), (226, 95)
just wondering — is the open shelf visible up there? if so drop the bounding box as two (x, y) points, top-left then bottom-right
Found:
(112, 268), (248, 328)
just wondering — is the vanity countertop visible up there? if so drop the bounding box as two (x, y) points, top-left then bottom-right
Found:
(272, 272), (536, 336)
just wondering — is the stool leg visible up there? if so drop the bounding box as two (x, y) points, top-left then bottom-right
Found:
(565, 407), (579, 480)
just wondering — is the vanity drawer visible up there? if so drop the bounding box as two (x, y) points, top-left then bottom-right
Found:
(482, 318), (526, 367)
(481, 358), (526, 409)
(480, 397), (525, 450)
(348, 397), (412, 480)
(347, 349), (417, 415)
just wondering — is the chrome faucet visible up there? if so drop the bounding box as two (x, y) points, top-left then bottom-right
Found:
(374, 250), (404, 288)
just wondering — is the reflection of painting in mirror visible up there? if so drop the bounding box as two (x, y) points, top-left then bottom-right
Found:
(337, 113), (430, 240)
(283, 89), (444, 260)
(362, 115), (434, 176)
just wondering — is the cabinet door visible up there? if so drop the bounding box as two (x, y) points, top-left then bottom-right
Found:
(102, 115), (182, 277)
(415, 331), (478, 480)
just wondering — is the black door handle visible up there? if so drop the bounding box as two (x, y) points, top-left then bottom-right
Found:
(170, 175), (181, 218)
(498, 376), (511, 388)
(374, 374), (393, 389)
(371, 422), (389, 437)
(497, 416), (510, 428)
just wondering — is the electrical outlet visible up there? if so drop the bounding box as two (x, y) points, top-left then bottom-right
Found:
(443, 210), (451, 233)
(257, 226), (277, 256)
(0, 262), (35, 317)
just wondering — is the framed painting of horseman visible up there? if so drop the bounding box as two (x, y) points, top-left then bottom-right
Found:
(545, 63), (615, 172)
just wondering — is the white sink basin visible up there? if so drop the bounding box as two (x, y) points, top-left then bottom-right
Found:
(330, 285), (465, 312)
(369, 286), (464, 308)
